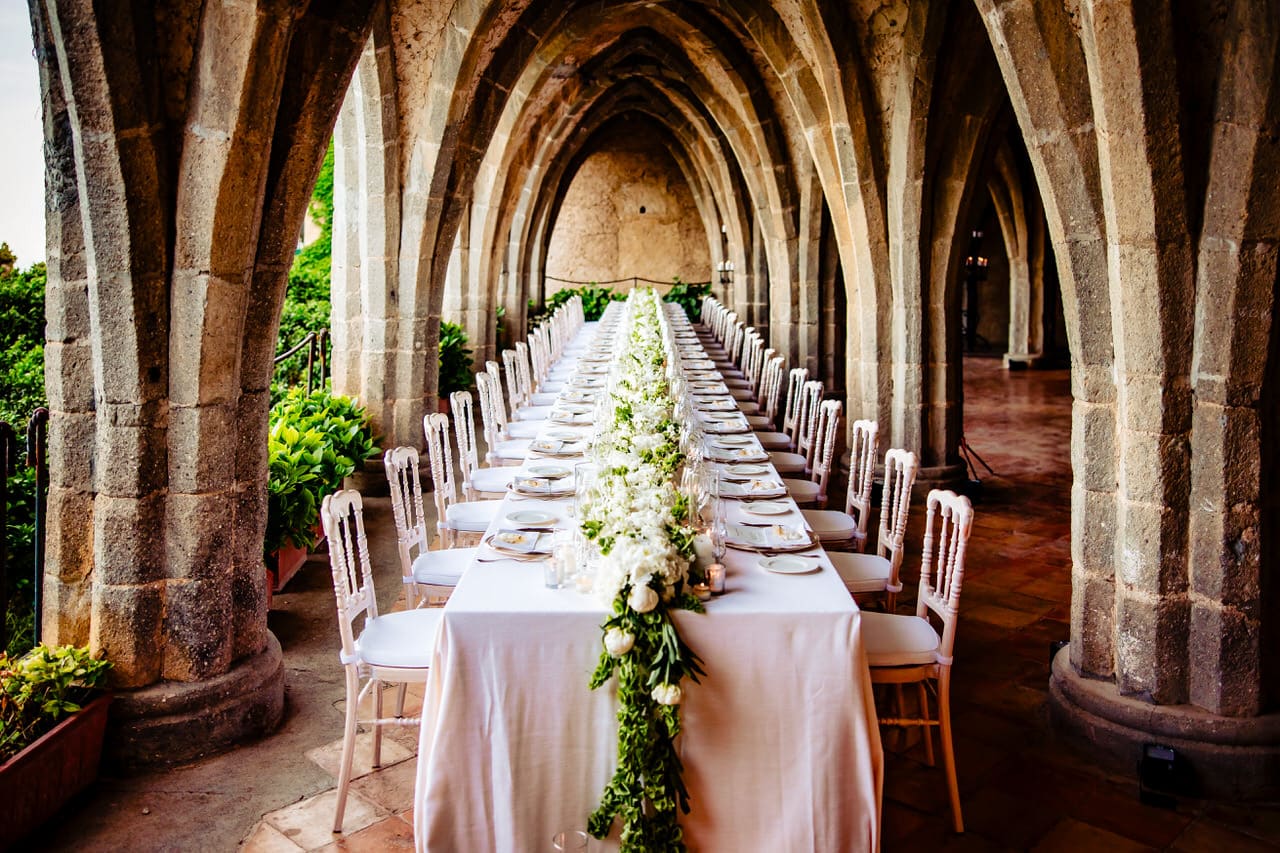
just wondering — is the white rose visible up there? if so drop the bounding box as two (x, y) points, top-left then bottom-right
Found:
(604, 627), (635, 657)
(652, 683), (682, 705)
(628, 583), (659, 613)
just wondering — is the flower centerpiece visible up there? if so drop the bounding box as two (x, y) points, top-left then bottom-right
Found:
(578, 289), (706, 850)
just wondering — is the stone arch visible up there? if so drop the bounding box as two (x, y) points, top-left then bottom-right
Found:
(456, 15), (799, 350)
(985, 136), (1045, 367)
(32, 0), (379, 765)
(332, 7), (402, 438)
(976, 0), (1118, 680)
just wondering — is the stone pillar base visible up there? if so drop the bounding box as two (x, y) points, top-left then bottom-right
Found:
(1003, 352), (1043, 370)
(105, 632), (285, 771)
(1048, 648), (1280, 800)
(913, 462), (968, 492)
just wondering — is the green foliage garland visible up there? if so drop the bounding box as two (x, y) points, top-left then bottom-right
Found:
(578, 290), (707, 850)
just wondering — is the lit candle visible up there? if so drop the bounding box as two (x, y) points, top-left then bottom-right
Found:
(707, 563), (725, 594)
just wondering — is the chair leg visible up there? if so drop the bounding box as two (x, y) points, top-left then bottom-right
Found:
(333, 667), (360, 833)
(938, 669), (963, 833)
(885, 588), (898, 614)
(396, 682), (408, 718)
(917, 681), (935, 766)
(372, 679), (384, 769)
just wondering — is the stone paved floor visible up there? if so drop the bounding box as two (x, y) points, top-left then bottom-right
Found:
(38, 358), (1280, 851)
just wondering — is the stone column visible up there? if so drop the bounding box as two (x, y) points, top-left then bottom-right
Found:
(34, 0), (377, 768)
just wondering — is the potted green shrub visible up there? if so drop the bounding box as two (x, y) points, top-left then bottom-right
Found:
(0, 644), (111, 848)
(265, 389), (379, 593)
(438, 320), (474, 411)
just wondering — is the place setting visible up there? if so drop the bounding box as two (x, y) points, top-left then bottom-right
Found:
(722, 520), (820, 555)
(549, 403), (594, 425)
(527, 436), (588, 458)
(478, 528), (555, 562)
(718, 476), (787, 499)
(510, 468), (576, 497)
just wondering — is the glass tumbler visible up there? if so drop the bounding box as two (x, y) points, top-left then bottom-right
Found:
(552, 830), (589, 852)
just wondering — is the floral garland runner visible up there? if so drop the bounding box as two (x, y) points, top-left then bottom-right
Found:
(579, 288), (705, 851)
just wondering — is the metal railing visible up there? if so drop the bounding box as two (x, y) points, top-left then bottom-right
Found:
(543, 275), (713, 290)
(274, 328), (330, 394)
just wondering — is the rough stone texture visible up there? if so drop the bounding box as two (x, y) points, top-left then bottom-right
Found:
(35, 0), (1280, 786)
(33, 0), (378, 766)
(545, 117), (711, 288)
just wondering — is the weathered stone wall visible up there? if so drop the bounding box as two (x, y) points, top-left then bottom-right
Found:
(545, 117), (710, 292)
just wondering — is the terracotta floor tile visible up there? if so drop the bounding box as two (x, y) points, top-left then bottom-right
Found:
(240, 821), (306, 853)
(305, 732), (414, 782)
(263, 789), (384, 850)
(314, 814), (414, 852)
(1167, 818), (1280, 853)
(1029, 818), (1157, 853)
(349, 756), (418, 815)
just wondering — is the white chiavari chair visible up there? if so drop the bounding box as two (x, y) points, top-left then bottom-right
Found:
(422, 412), (503, 546)
(802, 419), (878, 548)
(829, 448), (919, 611)
(746, 355), (784, 431)
(450, 390), (510, 497)
(321, 490), (441, 832)
(768, 378), (821, 474)
(474, 371), (533, 464)
(384, 446), (477, 608)
(861, 489), (974, 834)
(782, 398), (841, 506)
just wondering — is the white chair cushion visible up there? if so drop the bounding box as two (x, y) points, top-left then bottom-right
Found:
(801, 509), (857, 542)
(829, 552), (891, 593)
(515, 405), (555, 421)
(490, 439), (531, 461)
(755, 431), (790, 451)
(729, 387), (756, 401)
(466, 467), (510, 494)
(745, 414), (772, 429)
(770, 451), (806, 474)
(736, 400), (761, 415)
(445, 499), (503, 531)
(783, 477), (821, 504)
(411, 546), (477, 586)
(504, 420), (544, 439)
(860, 612), (940, 667)
(356, 608), (442, 669)
(539, 380), (566, 393)
(530, 392), (559, 407)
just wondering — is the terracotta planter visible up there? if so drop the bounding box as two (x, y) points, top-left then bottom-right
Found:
(267, 541), (308, 595)
(0, 693), (111, 849)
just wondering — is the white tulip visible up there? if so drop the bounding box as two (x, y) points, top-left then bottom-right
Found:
(652, 683), (683, 705)
(604, 627), (635, 657)
(628, 583), (659, 613)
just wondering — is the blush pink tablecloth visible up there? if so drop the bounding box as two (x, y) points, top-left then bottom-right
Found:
(412, 522), (883, 852)
(414, 311), (882, 850)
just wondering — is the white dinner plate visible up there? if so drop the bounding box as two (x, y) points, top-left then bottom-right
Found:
(727, 464), (769, 476)
(527, 464), (570, 479)
(743, 500), (791, 516)
(759, 555), (817, 574)
(505, 510), (558, 527)
(706, 412), (739, 421)
(546, 429), (581, 441)
(713, 435), (755, 446)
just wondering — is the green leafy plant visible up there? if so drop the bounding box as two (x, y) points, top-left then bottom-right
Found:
(662, 278), (711, 321)
(0, 644), (111, 762)
(264, 388), (378, 554)
(438, 321), (474, 397)
(0, 255), (47, 657)
(275, 142), (334, 399)
(529, 284), (625, 324)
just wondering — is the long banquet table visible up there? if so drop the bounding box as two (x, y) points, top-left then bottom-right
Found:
(414, 304), (883, 852)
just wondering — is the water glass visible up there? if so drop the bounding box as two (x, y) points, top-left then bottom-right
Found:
(552, 830), (589, 852)
(544, 551), (566, 589)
